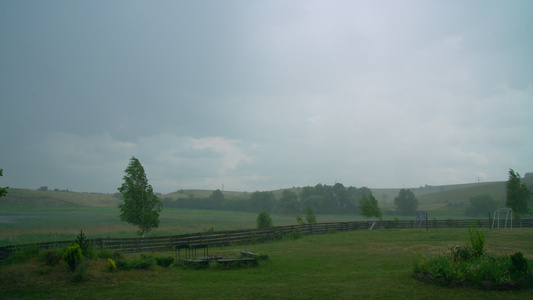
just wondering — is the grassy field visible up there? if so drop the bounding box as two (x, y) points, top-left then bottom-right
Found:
(1, 228), (532, 299)
(2, 176), (532, 246)
(0, 204), (367, 246)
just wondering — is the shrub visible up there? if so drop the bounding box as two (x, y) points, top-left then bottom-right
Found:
(107, 258), (117, 272)
(155, 256), (174, 267)
(305, 206), (317, 224)
(63, 243), (83, 272)
(467, 226), (485, 258)
(74, 230), (90, 256)
(288, 229), (303, 241)
(115, 254), (154, 270)
(509, 251), (528, 280)
(256, 211), (273, 229)
(414, 228), (532, 290)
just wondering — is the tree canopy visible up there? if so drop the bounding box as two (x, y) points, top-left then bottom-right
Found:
(465, 194), (499, 217)
(359, 193), (382, 219)
(394, 188), (418, 216)
(0, 169), (8, 197)
(118, 157), (163, 237)
(505, 169), (531, 216)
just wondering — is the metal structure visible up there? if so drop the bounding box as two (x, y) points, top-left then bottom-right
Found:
(414, 211), (428, 231)
(491, 208), (513, 230)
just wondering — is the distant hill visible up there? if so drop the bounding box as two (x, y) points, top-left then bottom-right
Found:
(1, 189), (121, 207)
(2, 177), (532, 215)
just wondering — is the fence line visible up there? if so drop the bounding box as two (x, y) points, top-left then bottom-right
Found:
(1, 218), (532, 261)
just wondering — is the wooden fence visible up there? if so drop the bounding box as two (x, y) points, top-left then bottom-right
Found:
(1, 218), (532, 261)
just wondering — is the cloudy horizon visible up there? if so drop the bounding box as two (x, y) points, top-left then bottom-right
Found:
(1, 1), (532, 194)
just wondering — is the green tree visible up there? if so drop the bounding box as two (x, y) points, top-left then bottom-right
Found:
(506, 169), (531, 217)
(465, 194), (499, 217)
(0, 169), (8, 197)
(305, 206), (317, 223)
(276, 189), (302, 215)
(250, 191), (276, 213)
(209, 189), (225, 210)
(394, 188), (418, 216)
(118, 157), (163, 237)
(359, 193), (382, 218)
(256, 211), (273, 229)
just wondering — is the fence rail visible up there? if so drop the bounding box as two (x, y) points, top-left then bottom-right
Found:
(1, 218), (532, 261)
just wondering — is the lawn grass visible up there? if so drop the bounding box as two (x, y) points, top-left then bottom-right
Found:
(1, 228), (531, 299)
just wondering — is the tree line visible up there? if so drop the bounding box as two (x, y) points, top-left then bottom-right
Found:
(113, 158), (532, 236)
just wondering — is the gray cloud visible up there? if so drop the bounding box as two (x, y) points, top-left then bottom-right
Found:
(1, 1), (532, 193)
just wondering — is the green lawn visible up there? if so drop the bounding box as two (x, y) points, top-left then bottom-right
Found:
(1, 228), (531, 299)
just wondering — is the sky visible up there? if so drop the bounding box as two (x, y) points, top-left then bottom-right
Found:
(1, 1), (532, 194)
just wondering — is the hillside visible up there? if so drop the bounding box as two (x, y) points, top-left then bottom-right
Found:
(2, 177), (532, 216)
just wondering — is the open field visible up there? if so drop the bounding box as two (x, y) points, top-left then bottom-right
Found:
(0, 205), (365, 246)
(2, 176), (532, 246)
(1, 228), (532, 299)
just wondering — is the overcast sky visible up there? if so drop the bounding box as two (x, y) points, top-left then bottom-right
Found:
(1, 1), (532, 194)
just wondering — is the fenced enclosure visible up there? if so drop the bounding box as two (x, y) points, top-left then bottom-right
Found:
(1, 218), (532, 261)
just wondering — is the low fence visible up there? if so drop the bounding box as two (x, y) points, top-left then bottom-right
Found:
(1, 218), (532, 261)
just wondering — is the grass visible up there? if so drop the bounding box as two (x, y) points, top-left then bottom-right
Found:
(1, 228), (532, 299)
(0, 204), (369, 245)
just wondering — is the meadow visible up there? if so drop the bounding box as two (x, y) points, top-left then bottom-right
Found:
(1, 228), (532, 299)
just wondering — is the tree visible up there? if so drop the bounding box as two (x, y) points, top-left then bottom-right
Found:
(256, 211), (273, 229)
(276, 189), (302, 215)
(305, 206), (317, 223)
(0, 169), (8, 197)
(465, 194), (499, 217)
(394, 189), (418, 216)
(506, 169), (531, 217)
(118, 157), (163, 237)
(359, 193), (382, 219)
(250, 191), (276, 213)
(209, 189), (225, 210)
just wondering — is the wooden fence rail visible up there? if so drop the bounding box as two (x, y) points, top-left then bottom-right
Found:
(1, 218), (532, 261)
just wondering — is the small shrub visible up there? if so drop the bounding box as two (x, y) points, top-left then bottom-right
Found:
(155, 256), (174, 267)
(289, 229), (303, 241)
(305, 206), (317, 224)
(107, 258), (117, 272)
(451, 246), (472, 262)
(467, 226), (485, 258)
(509, 251), (528, 280)
(257, 211), (273, 229)
(63, 243), (83, 272)
(115, 255), (154, 270)
(74, 230), (90, 256)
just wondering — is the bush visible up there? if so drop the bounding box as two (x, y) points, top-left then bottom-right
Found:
(63, 243), (83, 272)
(467, 226), (485, 258)
(288, 229), (303, 241)
(115, 254), (154, 270)
(256, 211), (273, 229)
(107, 258), (117, 272)
(74, 230), (90, 256)
(155, 256), (175, 267)
(414, 228), (533, 290)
